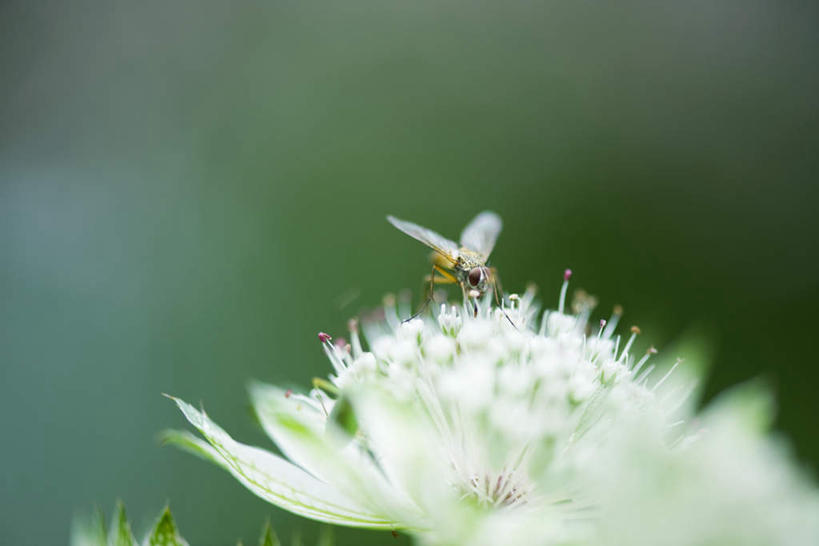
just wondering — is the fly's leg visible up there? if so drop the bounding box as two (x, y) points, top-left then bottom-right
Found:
(490, 267), (517, 328)
(405, 265), (457, 322)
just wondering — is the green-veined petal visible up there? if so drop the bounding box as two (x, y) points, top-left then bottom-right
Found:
(166, 395), (397, 529)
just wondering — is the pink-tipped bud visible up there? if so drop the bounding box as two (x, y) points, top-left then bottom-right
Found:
(318, 332), (332, 343)
(563, 268), (572, 281)
(334, 337), (348, 350)
(285, 389), (292, 398)
(600, 319), (607, 328)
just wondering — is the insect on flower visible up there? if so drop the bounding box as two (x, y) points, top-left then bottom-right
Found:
(387, 211), (505, 318)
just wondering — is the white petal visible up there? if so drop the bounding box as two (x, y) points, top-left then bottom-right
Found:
(348, 386), (455, 515)
(249, 383), (428, 529)
(168, 396), (397, 529)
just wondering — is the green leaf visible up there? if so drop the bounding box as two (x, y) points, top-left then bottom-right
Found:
(109, 500), (137, 546)
(143, 507), (189, 546)
(258, 520), (281, 546)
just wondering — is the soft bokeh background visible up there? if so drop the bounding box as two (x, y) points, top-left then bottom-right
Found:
(2, 1), (818, 544)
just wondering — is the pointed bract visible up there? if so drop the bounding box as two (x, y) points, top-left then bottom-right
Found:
(143, 507), (188, 546)
(109, 500), (137, 546)
(258, 520), (280, 546)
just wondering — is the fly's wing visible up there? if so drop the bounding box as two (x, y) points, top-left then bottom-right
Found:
(387, 215), (460, 265)
(459, 211), (502, 259)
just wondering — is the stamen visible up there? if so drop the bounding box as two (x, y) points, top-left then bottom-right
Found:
(636, 364), (656, 385)
(571, 289), (598, 316)
(619, 326), (640, 362)
(383, 293), (400, 329)
(318, 332), (346, 374)
(632, 346), (657, 375)
(312, 377), (340, 395)
(653, 358), (682, 391)
(558, 269), (572, 314)
(348, 318), (363, 358)
(603, 305), (623, 338)
(509, 293), (520, 311)
(538, 310), (549, 336)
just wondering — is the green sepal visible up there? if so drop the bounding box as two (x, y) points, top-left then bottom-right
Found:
(143, 506), (189, 546)
(258, 520), (281, 546)
(109, 500), (137, 546)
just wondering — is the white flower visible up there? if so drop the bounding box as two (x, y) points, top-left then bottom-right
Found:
(165, 275), (819, 545)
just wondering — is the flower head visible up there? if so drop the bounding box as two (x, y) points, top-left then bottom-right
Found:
(165, 274), (819, 545)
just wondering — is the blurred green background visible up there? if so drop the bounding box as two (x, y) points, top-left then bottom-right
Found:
(2, 1), (818, 544)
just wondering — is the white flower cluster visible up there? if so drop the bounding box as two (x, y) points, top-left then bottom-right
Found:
(167, 275), (819, 545)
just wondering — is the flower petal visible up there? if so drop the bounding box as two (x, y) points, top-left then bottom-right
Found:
(249, 383), (427, 529)
(348, 386), (455, 515)
(248, 382), (330, 480)
(166, 395), (398, 529)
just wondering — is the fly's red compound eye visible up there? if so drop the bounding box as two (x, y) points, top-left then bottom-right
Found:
(468, 267), (483, 287)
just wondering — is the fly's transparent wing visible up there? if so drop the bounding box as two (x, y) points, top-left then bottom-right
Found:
(460, 211), (502, 258)
(387, 215), (459, 264)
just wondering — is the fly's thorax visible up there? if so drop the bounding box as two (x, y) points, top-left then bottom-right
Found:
(456, 249), (486, 270)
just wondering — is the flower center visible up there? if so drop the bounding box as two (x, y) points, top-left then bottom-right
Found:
(461, 470), (529, 508)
